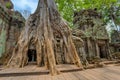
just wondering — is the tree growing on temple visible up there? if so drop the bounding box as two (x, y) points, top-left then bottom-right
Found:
(7, 0), (83, 75)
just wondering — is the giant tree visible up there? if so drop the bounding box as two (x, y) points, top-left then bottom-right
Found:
(7, 0), (83, 75)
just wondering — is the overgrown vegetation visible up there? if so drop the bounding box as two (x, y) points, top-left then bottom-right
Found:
(55, 0), (120, 30)
(5, 2), (11, 9)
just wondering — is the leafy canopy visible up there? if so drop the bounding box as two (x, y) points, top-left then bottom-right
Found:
(55, 0), (120, 28)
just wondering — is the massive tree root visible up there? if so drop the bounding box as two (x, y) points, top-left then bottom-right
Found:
(7, 0), (83, 75)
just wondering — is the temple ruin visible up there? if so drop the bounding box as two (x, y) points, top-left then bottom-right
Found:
(0, 1), (25, 64)
(0, 0), (120, 78)
(73, 9), (112, 62)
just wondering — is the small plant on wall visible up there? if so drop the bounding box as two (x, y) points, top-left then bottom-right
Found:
(5, 2), (11, 9)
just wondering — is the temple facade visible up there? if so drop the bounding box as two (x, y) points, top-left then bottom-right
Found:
(0, 1), (25, 64)
(73, 9), (112, 62)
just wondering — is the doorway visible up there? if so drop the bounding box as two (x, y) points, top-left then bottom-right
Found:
(27, 49), (37, 62)
(99, 46), (105, 58)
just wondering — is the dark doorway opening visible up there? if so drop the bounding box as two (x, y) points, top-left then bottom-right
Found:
(27, 49), (37, 62)
(99, 46), (105, 58)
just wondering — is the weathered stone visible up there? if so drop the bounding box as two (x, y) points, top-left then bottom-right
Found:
(0, 1), (25, 65)
(110, 30), (120, 53)
(0, 0), (13, 9)
(73, 9), (112, 63)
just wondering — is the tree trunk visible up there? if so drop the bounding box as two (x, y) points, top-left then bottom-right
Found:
(7, 0), (83, 75)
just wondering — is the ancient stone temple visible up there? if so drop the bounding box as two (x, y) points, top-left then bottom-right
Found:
(73, 9), (112, 62)
(0, 1), (25, 64)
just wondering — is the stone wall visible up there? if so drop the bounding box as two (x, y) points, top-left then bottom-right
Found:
(0, 4), (10, 58)
(0, 0), (13, 9)
(110, 30), (120, 53)
(0, 2), (25, 64)
(73, 9), (112, 62)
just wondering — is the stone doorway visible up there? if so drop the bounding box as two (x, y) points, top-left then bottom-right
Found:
(99, 46), (106, 58)
(27, 49), (37, 64)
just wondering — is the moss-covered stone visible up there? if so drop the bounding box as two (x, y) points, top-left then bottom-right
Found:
(0, 26), (6, 57)
(0, 1), (25, 65)
(73, 9), (112, 63)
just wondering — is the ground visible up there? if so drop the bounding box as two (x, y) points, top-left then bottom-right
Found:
(0, 63), (120, 80)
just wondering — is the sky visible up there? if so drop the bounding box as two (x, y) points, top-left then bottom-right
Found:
(11, 0), (38, 14)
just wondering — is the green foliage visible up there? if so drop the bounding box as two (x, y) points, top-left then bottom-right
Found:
(55, 0), (120, 29)
(5, 2), (11, 9)
(55, 0), (75, 28)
